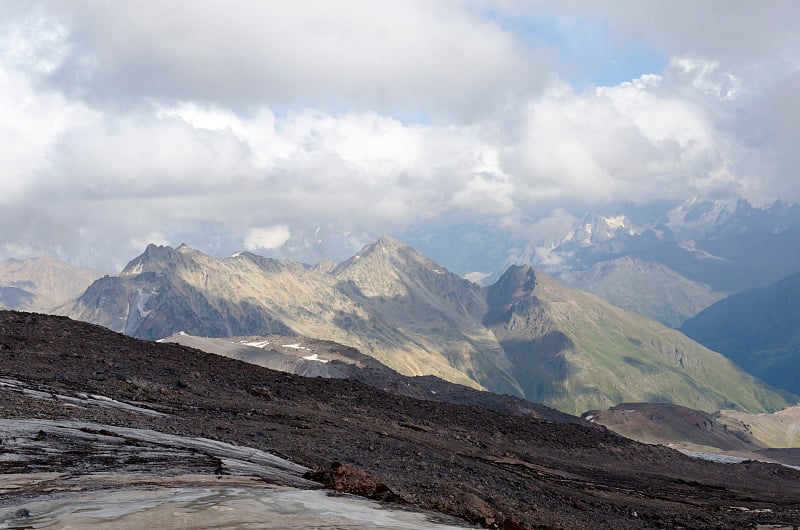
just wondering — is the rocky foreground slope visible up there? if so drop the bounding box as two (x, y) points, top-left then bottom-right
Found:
(64, 238), (793, 415)
(1, 311), (799, 529)
(159, 332), (576, 423)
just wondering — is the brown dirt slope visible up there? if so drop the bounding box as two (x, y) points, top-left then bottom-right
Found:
(1, 311), (799, 529)
(584, 402), (800, 468)
(583, 402), (755, 452)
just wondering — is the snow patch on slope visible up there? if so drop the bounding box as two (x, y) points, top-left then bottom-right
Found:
(602, 215), (627, 230)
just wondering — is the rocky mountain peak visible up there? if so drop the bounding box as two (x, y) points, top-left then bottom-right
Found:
(375, 234), (403, 248)
(330, 236), (466, 305)
(333, 235), (428, 277)
(483, 265), (539, 324)
(492, 264), (537, 295)
(359, 235), (412, 260)
(120, 244), (197, 277)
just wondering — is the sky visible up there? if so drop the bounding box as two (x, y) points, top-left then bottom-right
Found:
(1, 1), (798, 272)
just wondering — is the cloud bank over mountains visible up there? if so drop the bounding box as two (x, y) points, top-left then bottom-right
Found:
(1, 1), (798, 270)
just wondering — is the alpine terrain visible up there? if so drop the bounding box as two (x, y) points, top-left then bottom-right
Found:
(421, 199), (800, 328)
(584, 402), (800, 467)
(0, 257), (100, 313)
(64, 237), (794, 415)
(2, 310), (800, 529)
(681, 271), (800, 395)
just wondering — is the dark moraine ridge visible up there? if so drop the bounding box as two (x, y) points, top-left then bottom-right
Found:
(1, 311), (799, 529)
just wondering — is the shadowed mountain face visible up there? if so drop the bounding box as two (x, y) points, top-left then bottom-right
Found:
(65, 238), (794, 415)
(483, 265), (573, 404)
(681, 272), (800, 395)
(0, 257), (100, 312)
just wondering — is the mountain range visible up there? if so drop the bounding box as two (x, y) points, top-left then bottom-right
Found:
(543, 199), (800, 326)
(407, 198), (800, 328)
(62, 237), (793, 415)
(0, 257), (99, 313)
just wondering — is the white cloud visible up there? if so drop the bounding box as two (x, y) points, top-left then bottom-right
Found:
(156, 103), (286, 168)
(43, 113), (253, 199)
(668, 57), (741, 101)
(0, 1), (798, 272)
(0, 59), (93, 199)
(507, 72), (729, 206)
(16, 0), (547, 120)
(130, 231), (170, 252)
(0, 61), (786, 269)
(244, 226), (292, 251)
(522, 209), (580, 245)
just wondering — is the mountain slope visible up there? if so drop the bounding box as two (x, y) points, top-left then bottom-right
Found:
(715, 405), (800, 449)
(485, 265), (793, 414)
(68, 241), (503, 392)
(332, 236), (521, 395)
(160, 332), (576, 423)
(681, 272), (800, 394)
(562, 256), (725, 327)
(65, 240), (794, 415)
(582, 403), (756, 453)
(5, 310), (800, 529)
(584, 402), (800, 464)
(0, 257), (100, 312)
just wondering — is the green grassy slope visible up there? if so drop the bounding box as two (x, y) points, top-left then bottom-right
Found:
(486, 266), (795, 415)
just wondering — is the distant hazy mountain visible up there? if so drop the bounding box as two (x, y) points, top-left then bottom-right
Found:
(557, 199), (800, 263)
(513, 198), (800, 327)
(666, 198), (800, 240)
(563, 256), (725, 327)
(681, 272), (800, 395)
(65, 238), (793, 415)
(0, 257), (100, 312)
